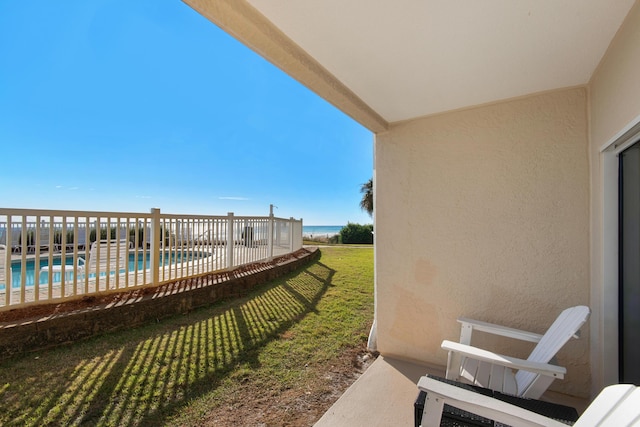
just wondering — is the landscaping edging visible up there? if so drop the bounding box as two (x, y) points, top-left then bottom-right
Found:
(0, 247), (320, 360)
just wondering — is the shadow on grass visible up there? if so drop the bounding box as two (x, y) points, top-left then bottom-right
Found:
(0, 259), (335, 426)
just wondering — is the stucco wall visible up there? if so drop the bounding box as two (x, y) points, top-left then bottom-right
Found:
(375, 88), (590, 397)
(588, 0), (640, 392)
(590, 0), (640, 148)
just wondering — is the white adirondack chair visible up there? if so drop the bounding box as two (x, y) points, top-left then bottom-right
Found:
(418, 375), (640, 427)
(442, 305), (590, 399)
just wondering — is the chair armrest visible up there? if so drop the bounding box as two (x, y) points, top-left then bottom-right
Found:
(573, 384), (639, 427)
(441, 340), (566, 379)
(417, 375), (567, 427)
(457, 317), (543, 344)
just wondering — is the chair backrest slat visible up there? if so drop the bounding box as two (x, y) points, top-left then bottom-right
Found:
(87, 240), (129, 275)
(515, 305), (590, 393)
(574, 384), (640, 426)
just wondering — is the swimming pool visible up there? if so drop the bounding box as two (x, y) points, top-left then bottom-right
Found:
(4, 251), (209, 290)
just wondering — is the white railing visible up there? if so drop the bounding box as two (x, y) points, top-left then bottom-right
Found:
(0, 208), (303, 310)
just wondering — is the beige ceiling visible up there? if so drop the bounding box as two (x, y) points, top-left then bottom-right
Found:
(185, 0), (636, 130)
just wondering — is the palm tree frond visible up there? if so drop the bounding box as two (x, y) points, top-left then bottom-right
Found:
(360, 178), (373, 217)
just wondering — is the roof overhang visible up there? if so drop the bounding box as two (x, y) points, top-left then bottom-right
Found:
(183, 0), (636, 133)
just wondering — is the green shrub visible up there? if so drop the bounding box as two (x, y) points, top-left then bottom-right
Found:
(339, 223), (373, 244)
(328, 234), (341, 244)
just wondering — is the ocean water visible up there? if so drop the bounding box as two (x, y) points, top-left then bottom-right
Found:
(302, 225), (343, 237)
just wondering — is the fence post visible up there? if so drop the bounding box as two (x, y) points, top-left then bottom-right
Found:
(150, 208), (161, 285)
(4, 217), (11, 307)
(226, 212), (234, 269)
(295, 218), (303, 250)
(268, 205), (274, 259)
(289, 217), (295, 252)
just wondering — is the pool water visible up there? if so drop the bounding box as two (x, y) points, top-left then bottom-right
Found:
(4, 251), (208, 289)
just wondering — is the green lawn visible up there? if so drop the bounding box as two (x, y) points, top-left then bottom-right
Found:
(0, 246), (374, 426)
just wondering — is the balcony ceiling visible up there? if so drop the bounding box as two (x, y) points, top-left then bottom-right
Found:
(186, 0), (636, 130)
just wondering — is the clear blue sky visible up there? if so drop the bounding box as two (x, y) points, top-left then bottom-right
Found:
(0, 0), (373, 226)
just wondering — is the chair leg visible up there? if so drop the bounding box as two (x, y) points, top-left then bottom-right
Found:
(446, 350), (463, 381)
(421, 392), (445, 427)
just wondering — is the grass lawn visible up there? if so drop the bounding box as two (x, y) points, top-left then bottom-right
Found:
(0, 246), (374, 426)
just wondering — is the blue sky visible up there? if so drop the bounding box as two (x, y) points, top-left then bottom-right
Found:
(0, 1), (373, 226)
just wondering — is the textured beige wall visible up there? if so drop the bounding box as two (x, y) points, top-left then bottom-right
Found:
(590, 0), (640, 148)
(375, 88), (591, 397)
(588, 0), (640, 392)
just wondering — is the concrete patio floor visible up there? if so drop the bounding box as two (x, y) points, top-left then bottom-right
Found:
(314, 356), (590, 427)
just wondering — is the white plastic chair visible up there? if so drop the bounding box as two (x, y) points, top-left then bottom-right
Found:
(86, 239), (129, 277)
(40, 256), (86, 281)
(40, 239), (129, 282)
(442, 305), (590, 399)
(418, 375), (640, 427)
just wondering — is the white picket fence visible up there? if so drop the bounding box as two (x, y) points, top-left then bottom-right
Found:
(0, 208), (303, 310)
